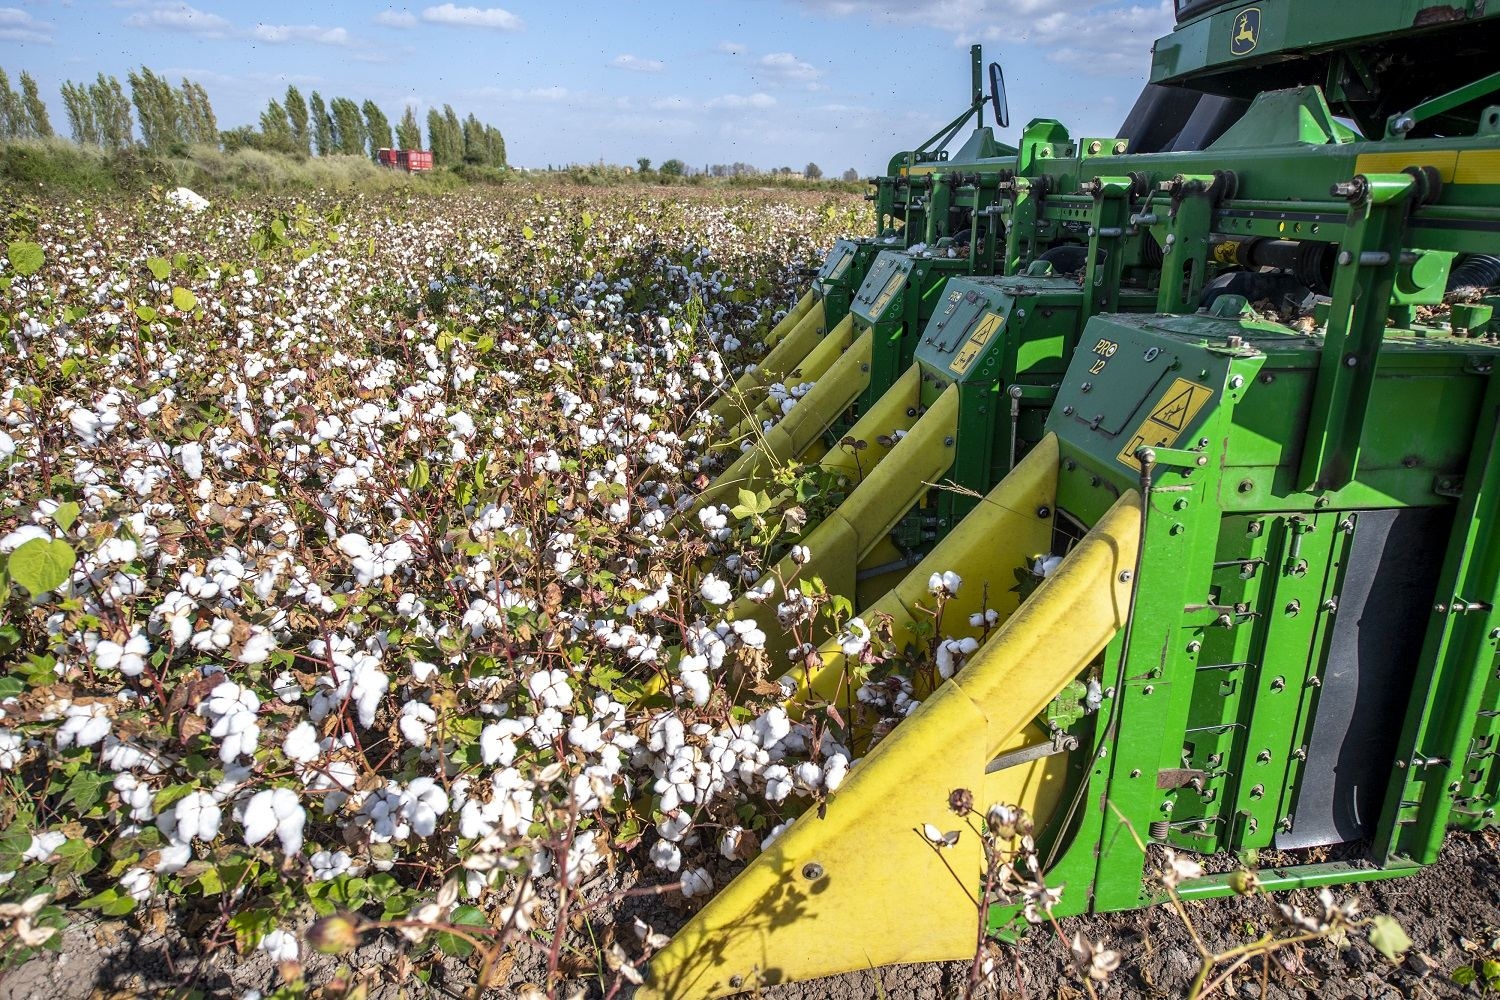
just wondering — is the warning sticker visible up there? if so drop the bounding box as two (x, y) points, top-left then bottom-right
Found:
(950, 311), (1005, 376)
(828, 252), (853, 281)
(1115, 377), (1214, 468)
(869, 271), (906, 318)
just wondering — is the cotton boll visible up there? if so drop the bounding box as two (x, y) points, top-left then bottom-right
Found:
(698, 573), (733, 606)
(282, 722), (320, 763)
(680, 867), (713, 898)
(649, 839), (682, 873)
(175, 790), (222, 841)
(259, 928), (299, 963)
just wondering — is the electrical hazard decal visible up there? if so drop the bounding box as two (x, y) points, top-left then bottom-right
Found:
(1230, 7), (1260, 56)
(949, 311), (1004, 376)
(1115, 378), (1214, 468)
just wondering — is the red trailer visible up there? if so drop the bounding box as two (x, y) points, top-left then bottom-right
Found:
(376, 149), (435, 172)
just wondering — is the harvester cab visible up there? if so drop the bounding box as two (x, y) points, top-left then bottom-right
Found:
(647, 2), (1500, 996)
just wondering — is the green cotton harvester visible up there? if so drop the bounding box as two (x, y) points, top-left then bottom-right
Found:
(646, 1), (1500, 995)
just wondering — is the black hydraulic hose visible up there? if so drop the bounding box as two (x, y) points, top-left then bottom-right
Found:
(1446, 254), (1500, 298)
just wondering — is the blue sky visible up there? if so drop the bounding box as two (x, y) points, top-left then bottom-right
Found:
(4, 0), (1174, 172)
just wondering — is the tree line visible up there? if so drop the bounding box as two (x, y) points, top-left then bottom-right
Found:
(0, 65), (505, 168)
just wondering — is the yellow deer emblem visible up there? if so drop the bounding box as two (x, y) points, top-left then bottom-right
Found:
(1230, 7), (1261, 55)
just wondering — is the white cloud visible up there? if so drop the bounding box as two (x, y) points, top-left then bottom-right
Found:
(716, 40), (746, 55)
(124, 3), (232, 38)
(754, 52), (822, 86)
(0, 7), (52, 43)
(789, 0), (1171, 79)
(706, 92), (777, 110)
(611, 54), (664, 73)
(374, 10), (418, 28)
(252, 23), (352, 46)
(420, 3), (523, 30)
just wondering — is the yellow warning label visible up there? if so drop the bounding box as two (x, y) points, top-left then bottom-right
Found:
(1353, 150), (1457, 183)
(949, 311), (1005, 376)
(869, 271), (906, 317)
(828, 253), (852, 281)
(1456, 149), (1500, 185)
(1115, 377), (1215, 468)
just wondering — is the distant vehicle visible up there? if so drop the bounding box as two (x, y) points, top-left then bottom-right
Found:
(376, 149), (434, 172)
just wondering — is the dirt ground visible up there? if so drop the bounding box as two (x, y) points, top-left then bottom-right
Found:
(3, 831), (1497, 1000)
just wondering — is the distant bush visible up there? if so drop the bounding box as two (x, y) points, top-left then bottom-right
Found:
(0, 139), (468, 196)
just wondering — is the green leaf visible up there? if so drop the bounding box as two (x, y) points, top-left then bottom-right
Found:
(228, 908), (276, 950)
(80, 888), (137, 917)
(172, 286), (198, 312)
(1369, 914), (1412, 962)
(7, 241), (44, 277)
(1453, 966), (1478, 986)
(521, 225), (535, 240)
(52, 501), (80, 533)
(8, 537), (76, 595)
(406, 459), (430, 491)
(146, 257), (171, 281)
(581, 210), (593, 229)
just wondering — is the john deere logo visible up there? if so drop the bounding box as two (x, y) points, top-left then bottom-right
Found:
(1230, 7), (1260, 55)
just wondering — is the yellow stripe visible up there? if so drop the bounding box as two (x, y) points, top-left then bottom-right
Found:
(1456, 149), (1500, 185)
(1354, 150), (1457, 182)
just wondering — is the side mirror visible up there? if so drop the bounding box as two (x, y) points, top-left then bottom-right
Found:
(989, 62), (1010, 129)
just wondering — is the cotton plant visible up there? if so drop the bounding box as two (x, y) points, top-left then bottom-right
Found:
(0, 185), (888, 982)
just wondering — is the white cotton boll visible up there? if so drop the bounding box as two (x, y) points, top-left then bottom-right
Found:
(928, 570), (962, 596)
(57, 703), (111, 749)
(753, 706), (791, 748)
(763, 764), (793, 802)
(1032, 554), (1063, 578)
(969, 608), (1001, 628)
(680, 867), (713, 898)
(178, 442), (204, 480)
(480, 718), (525, 766)
(399, 701), (437, 746)
(526, 668), (572, 709)
(310, 849), (352, 881)
(25, 830), (67, 862)
(677, 668), (711, 707)
(789, 544), (810, 565)
(822, 753), (849, 791)
(0, 430), (12, 460)
(336, 533), (371, 559)
(744, 578), (775, 603)
(242, 786), (305, 855)
(0, 525), (49, 554)
(719, 826), (745, 859)
(282, 722), (320, 763)
(649, 839), (682, 873)
(175, 790), (222, 841)
(120, 867), (153, 902)
(762, 820), (790, 849)
(237, 626), (276, 665)
(259, 928), (299, 963)
(794, 761), (822, 790)
(0, 729), (21, 770)
(155, 841), (191, 874)
(698, 573), (733, 606)
(837, 617), (870, 658)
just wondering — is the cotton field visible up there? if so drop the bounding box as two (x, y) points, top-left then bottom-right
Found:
(0, 184), (881, 991)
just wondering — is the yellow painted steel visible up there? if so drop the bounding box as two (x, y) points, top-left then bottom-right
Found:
(731, 385), (960, 666)
(709, 300), (826, 427)
(782, 435), (1060, 707)
(762, 289), (816, 349)
(724, 314), (855, 444)
(641, 486), (1143, 1000)
(688, 328), (875, 520)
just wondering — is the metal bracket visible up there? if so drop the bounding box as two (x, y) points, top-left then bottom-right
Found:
(985, 732), (1079, 774)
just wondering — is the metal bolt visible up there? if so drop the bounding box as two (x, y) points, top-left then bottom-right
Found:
(1285, 600), (1301, 616)
(1113, 140), (1128, 154)
(1321, 598), (1338, 613)
(1228, 374), (1244, 389)
(1338, 250), (1354, 266)
(1037, 505), (1051, 519)
(1081, 381), (1093, 392)
(1344, 354), (1358, 368)
(1250, 784), (1265, 798)
(1293, 747), (1307, 761)
(730, 977), (744, 989)
(1119, 570), (1133, 583)
(1270, 677), (1285, 691)
(1143, 685), (1155, 695)
(1130, 769), (1142, 778)
(1257, 750), (1272, 763)
(801, 862), (825, 881)
(1187, 640), (1202, 653)
(1088, 140), (1102, 154)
